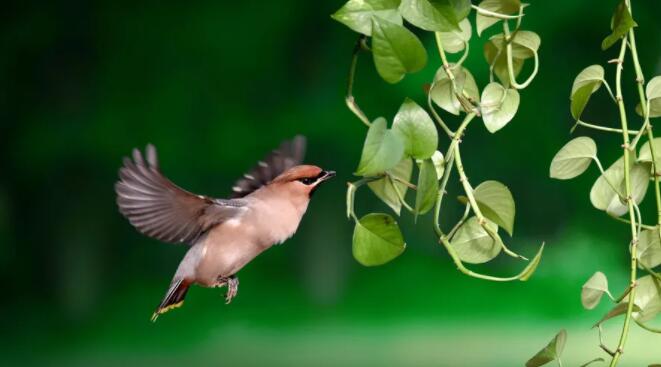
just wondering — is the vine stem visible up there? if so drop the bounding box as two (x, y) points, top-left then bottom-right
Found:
(346, 35), (371, 127)
(608, 36), (638, 367)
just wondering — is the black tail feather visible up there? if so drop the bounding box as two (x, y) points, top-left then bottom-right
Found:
(151, 279), (190, 322)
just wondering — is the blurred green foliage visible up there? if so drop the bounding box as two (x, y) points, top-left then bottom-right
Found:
(1, 1), (661, 366)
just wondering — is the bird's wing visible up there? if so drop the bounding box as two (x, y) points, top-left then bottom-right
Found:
(230, 135), (306, 198)
(115, 145), (247, 245)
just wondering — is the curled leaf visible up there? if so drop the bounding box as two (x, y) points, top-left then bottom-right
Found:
(525, 329), (567, 367)
(601, 0), (637, 51)
(415, 158), (439, 215)
(581, 271), (612, 310)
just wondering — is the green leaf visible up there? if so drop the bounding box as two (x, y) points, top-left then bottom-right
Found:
(638, 228), (661, 269)
(399, 0), (471, 32)
(581, 271), (611, 310)
(431, 150), (445, 178)
(450, 216), (500, 264)
(631, 275), (661, 322)
(475, 0), (521, 36)
(352, 213), (406, 266)
(371, 16), (428, 84)
(436, 18), (472, 53)
(415, 159), (439, 215)
(331, 0), (403, 36)
(549, 137), (597, 180)
(637, 76), (661, 118)
(355, 117), (405, 176)
(519, 243), (545, 282)
(392, 98), (438, 159)
(571, 65), (605, 97)
(590, 156), (650, 217)
(601, 0), (637, 51)
(525, 329), (567, 367)
(639, 137), (661, 167)
(480, 82), (520, 133)
(484, 35), (524, 87)
(472, 180), (515, 236)
(594, 302), (641, 327)
(570, 65), (604, 120)
(368, 158), (414, 215)
(430, 65), (480, 115)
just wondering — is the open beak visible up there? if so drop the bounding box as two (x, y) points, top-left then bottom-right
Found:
(320, 170), (336, 182)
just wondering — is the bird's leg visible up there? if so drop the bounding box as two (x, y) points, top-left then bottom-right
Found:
(216, 275), (239, 304)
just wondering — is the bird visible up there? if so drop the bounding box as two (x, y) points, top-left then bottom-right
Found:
(114, 136), (335, 321)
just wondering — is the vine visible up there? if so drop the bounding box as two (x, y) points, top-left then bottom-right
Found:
(548, 1), (661, 366)
(332, 0), (544, 284)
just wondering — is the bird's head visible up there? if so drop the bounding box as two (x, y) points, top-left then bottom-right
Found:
(271, 165), (336, 198)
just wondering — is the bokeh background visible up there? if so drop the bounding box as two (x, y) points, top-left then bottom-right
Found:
(2, 1), (661, 366)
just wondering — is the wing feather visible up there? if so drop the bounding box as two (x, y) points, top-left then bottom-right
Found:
(115, 144), (247, 245)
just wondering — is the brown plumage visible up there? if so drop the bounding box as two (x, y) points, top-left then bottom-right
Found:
(114, 136), (335, 321)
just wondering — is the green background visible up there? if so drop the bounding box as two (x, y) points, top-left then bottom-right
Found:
(2, 1), (661, 366)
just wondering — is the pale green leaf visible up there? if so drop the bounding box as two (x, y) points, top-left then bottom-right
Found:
(549, 137), (597, 180)
(484, 35), (524, 87)
(331, 0), (402, 36)
(472, 180), (515, 235)
(415, 159), (439, 215)
(641, 76), (661, 118)
(451, 216), (500, 264)
(593, 302), (641, 327)
(525, 329), (567, 367)
(475, 0), (521, 36)
(590, 156), (650, 217)
(371, 16), (428, 84)
(437, 18), (472, 53)
(638, 137), (661, 165)
(571, 65), (604, 97)
(571, 83), (600, 120)
(353, 213), (406, 266)
(631, 275), (661, 322)
(604, 162), (650, 217)
(638, 228), (661, 269)
(355, 117), (405, 176)
(480, 82), (520, 133)
(392, 98), (438, 159)
(431, 150), (445, 178)
(519, 243), (545, 282)
(430, 65), (480, 115)
(368, 158), (413, 215)
(399, 0), (471, 32)
(601, 1), (637, 50)
(581, 271), (611, 310)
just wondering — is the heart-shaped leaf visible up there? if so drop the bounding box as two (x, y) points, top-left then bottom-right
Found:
(481, 82), (520, 133)
(430, 65), (480, 115)
(371, 16), (427, 84)
(631, 275), (661, 322)
(331, 0), (403, 36)
(581, 271), (612, 310)
(525, 329), (567, 367)
(638, 137), (661, 167)
(368, 158), (414, 215)
(415, 158), (439, 215)
(590, 156), (650, 217)
(399, 0), (471, 32)
(451, 216), (500, 264)
(472, 180), (516, 236)
(392, 98), (438, 159)
(353, 213), (406, 266)
(601, 0), (637, 50)
(549, 137), (597, 180)
(570, 65), (604, 120)
(355, 117), (405, 176)
(475, 0), (521, 36)
(436, 18), (472, 53)
(638, 228), (661, 269)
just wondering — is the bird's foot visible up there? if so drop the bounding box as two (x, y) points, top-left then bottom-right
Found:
(217, 275), (239, 304)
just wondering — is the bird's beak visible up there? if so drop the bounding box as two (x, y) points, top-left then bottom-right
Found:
(319, 170), (336, 183)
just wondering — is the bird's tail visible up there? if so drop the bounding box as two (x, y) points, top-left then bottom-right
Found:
(151, 278), (190, 322)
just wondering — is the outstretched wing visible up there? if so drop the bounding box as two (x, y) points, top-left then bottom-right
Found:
(230, 135), (306, 198)
(115, 145), (247, 245)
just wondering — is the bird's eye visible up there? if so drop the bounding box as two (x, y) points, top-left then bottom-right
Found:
(298, 177), (316, 185)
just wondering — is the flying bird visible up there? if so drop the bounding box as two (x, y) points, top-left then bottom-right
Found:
(114, 136), (335, 321)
